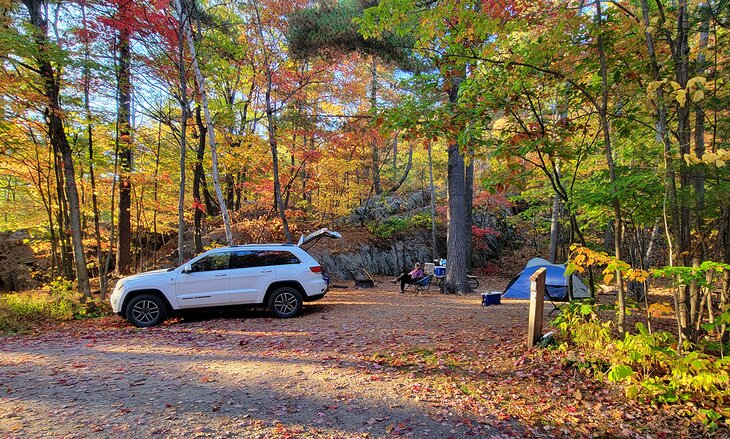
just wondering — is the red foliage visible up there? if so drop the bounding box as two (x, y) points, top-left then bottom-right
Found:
(472, 225), (501, 239)
(192, 198), (206, 213)
(475, 261), (501, 276)
(481, 0), (526, 20)
(473, 191), (512, 209)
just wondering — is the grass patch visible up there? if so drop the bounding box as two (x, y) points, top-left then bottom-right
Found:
(0, 278), (106, 333)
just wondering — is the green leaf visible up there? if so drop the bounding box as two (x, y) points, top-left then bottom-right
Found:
(608, 364), (634, 382)
(625, 384), (640, 399)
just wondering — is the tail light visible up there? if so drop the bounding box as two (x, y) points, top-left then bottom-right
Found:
(310, 266), (322, 273)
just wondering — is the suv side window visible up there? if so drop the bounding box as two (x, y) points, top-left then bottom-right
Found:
(190, 252), (231, 272)
(264, 251), (300, 266)
(232, 250), (268, 269)
(232, 250), (300, 268)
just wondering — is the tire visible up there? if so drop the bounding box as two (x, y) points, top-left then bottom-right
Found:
(125, 294), (168, 327)
(468, 276), (479, 290)
(268, 287), (303, 318)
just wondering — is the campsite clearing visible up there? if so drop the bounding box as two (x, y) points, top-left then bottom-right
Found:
(0, 281), (704, 437)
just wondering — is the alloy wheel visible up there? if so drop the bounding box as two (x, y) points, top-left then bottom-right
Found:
(131, 299), (160, 324)
(273, 292), (298, 315)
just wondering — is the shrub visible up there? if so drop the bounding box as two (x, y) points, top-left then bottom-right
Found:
(0, 278), (105, 332)
(553, 303), (730, 429)
(369, 212), (432, 240)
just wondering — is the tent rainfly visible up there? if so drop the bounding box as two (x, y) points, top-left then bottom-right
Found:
(502, 258), (590, 300)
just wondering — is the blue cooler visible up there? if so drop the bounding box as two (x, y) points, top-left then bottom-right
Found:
(481, 292), (501, 306)
(434, 266), (446, 276)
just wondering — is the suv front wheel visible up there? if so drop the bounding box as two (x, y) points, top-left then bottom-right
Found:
(126, 294), (168, 327)
(268, 287), (303, 318)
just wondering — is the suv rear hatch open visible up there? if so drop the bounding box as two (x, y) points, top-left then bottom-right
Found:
(297, 228), (341, 250)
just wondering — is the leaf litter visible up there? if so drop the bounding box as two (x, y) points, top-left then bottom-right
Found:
(0, 278), (710, 437)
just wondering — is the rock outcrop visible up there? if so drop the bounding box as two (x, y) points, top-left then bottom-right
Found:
(308, 225), (511, 281)
(0, 231), (40, 292)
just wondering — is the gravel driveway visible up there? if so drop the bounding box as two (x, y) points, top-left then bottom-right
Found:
(0, 282), (556, 438)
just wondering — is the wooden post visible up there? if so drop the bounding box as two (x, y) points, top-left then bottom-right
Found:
(527, 267), (547, 349)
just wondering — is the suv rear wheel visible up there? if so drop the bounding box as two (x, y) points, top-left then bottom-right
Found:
(126, 294), (168, 327)
(268, 287), (302, 318)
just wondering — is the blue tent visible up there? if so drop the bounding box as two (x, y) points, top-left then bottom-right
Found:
(502, 258), (590, 300)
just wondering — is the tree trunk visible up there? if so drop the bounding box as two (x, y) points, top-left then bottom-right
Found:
(82, 2), (106, 297)
(193, 105), (207, 254)
(53, 145), (72, 278)
(182, 8), (234, 246)
(201, 174), (217, 216)
(428, 140), (437, 261)
(392, 135), (398, 171)
(236, 170), (244, 209)
(153, 120), (161, 264)
(641, 0), (684, 342)
(226, 173), (235, 211)
(22, 0), (90, 297)
(301, 134), (308, 204)
(388, 142), (412, 193)
(444, 73), (469, 295)
(370, 57), (382, 195)
(595, 0), (625, 333)
(721, 209), (730, 342)
(115, 20), (133, 276)
(35, 139), (58, 277)
(173, 0), (189, 265)
(641, 0), (680, 259)
(549, 193), (561, 263)
(465, 155), (474, 271)
(252, 0), (291, 243)
(690, 11), (709, 335)
(675, 0), (695, 341)
(266, 92), (292, 243)
(644, 219), (661, 267)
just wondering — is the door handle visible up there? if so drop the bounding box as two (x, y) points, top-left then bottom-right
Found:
(214, 273), (227, 277)
(260, 270), (273, 273)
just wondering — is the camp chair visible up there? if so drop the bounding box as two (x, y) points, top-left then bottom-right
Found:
(544, 285), (581, 316)
(423, 263), (435, 276)
(405, 274), (434, 294)
(544, 287), (565, 316)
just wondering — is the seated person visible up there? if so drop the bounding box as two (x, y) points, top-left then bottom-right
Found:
(392, 262), (425, 293)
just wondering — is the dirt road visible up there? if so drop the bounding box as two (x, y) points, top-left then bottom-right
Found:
(0, 283), (689, 438)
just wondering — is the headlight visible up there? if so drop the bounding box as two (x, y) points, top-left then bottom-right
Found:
(113, 281), (124, 294)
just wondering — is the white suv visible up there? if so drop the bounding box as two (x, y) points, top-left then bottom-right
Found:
(110, 244), (329, 327)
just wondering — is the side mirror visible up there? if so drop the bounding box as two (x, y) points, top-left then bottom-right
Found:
(181, 264), (192, 274)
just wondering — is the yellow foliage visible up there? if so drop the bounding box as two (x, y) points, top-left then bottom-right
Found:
(684, 150), (730, 168)
(603, 272), (614, 284)
(686, 76), (706, 89)
(648, 303), (674, 318)
(647, 79), (666, 96)
(676, 89), (687, 107)
(625, 268), (650, 282)
(569, 246), (649, 285)
(683, 153), (703, 165)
